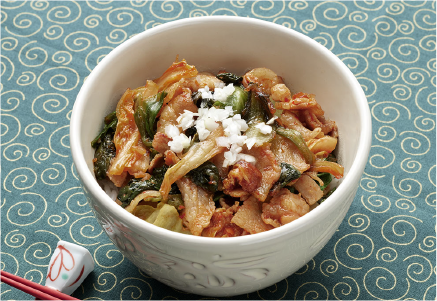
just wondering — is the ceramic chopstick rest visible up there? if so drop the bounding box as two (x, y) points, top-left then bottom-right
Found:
(45, 241), (94, 295)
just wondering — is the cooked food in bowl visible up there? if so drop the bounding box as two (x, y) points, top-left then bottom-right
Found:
(91, 59), (344, 237)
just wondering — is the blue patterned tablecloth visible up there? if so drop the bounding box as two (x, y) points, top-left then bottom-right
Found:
(1, 1), (435, 300)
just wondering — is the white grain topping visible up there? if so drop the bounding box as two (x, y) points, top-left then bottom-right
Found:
(168, 84), (257, 166)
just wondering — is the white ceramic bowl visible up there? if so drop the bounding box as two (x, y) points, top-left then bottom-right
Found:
(70, 16), (371, 297)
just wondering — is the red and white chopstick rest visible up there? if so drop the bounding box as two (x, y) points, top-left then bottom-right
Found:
(45, 240), (95, 296)
(1, 240), (94, 299)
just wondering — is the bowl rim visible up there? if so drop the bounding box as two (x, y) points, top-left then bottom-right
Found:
(70, 16), (372, 246)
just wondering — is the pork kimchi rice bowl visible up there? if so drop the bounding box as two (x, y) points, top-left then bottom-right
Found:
(91, 59), (344, 237)
(71, 16), (372, 296)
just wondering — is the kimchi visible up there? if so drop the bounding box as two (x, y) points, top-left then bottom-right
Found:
(91, 59), (344, 237)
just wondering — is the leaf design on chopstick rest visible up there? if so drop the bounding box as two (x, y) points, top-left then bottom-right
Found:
(47, 245), (75, 281)
(68, 265), (85, 287)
